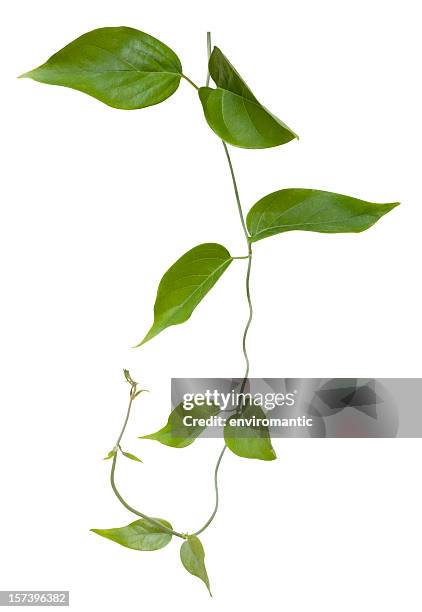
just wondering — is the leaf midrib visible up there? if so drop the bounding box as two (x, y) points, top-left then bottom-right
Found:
(251, 212), (376, 239)
(156, 257), (232, 326)
(83, 41), (180, 74)
(41, 68), (180, 76)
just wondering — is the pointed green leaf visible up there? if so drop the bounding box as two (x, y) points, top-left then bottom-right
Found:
(180, 536), (211, 596)
(198, 47), (297, 149)
(140, 400), (220, 448)
(247, 189), (400, 242)
(224, 402), (277, 461)
(91, 517), (172, 551)
(136, 243), (232, 346)
(121, 450), (143, 462)
(103, 449), (116, 460)
(20, 27), (182, 110)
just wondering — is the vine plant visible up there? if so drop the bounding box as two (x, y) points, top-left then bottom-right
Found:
(21, 27), (399, 594)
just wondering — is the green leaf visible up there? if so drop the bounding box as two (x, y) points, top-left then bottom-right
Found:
(224, 402), (277, 461)
(20, 26), (182, 110)
(180, 536), (211, 596)
(121, 450), (143, 462)
(247, 189), (400, 242)
(136, 243), (232, 346)
(103, 449), (116, 460)
(198, 47), (297, 149)
(140, 400), (220, 448)
(91, 517), (172, 551)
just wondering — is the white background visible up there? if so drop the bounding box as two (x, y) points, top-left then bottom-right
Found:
(1, 0), (421, 609)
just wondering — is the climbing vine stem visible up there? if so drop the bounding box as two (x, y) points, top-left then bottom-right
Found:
(106, 31), (255, 542)
(192, 32), (254, 537)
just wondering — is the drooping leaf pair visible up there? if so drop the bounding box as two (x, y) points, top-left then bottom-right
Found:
(198, 47), (297, 148)
(92, 519), (211, 594)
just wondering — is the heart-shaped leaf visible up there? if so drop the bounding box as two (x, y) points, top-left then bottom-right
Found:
(136, 243), (232, 346)
(224, 402), (277, 461)
(247, 188), (400, 242)
(20, 27), (182, 110)
(91, 517), (172, 551)
(141, 400), (220, 448)
(180, 536), (211, 596)
(198, 47), (297, 149)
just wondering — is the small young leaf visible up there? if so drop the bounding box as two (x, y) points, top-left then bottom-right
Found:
(91, 518), (172, 551)
(121, 450), (143, 463)
(140, 401), (220, 448)
(247, 189), (400, 242)
(20, 27), (182, 110)
(136, 243), (232, 346)
(133, 389), (149, 398)
(224, 402), (277, 461)
(123, 369), (136, 385)
(103, 449), (116, 460)
(180, 536), (211, 596)
(198, 47), (297, 149)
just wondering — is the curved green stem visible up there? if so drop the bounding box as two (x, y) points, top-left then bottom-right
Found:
(181, 74), (199, 90)
(125, 34), (255, 539)
(240, 243), (253, 394)
(221, 142), (250, 243)
(109, 381), (186, 540)
(193, 32), (254, 537)
(192, 444), (227, 537)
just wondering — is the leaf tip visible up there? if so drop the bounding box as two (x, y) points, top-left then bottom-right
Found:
(138, 433), (155, 441)
(18, 65), (43, 80)
(133, 327), (156, 349)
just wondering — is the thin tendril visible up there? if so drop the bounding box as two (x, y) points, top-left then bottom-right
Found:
(109, 380), (186, 539)
(193, 32), (254, 536)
